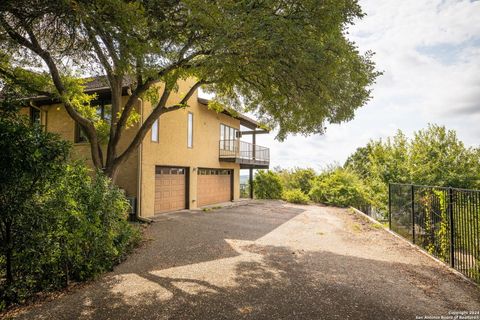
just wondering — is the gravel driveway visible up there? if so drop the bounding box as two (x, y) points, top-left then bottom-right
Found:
(6, 201), (480, 320)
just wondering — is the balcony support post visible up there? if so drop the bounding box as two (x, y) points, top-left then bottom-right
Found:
(249, 168), (254, 199)
(252, 128), (256, 161)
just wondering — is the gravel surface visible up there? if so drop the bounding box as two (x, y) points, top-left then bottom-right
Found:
(4, 200), (480, 320)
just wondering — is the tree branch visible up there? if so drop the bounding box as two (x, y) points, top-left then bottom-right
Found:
(0, 16), (103, 168)
(164, 79), (206, 111)
(110, 79), (205, 173)
(109, 49), (211, 167)
(0, 67), (53, 97)
(115, 49), (210, 135)
(84, 25), (114, 80)
(110, 86), (172, 171)
(88, 21), (120, 69)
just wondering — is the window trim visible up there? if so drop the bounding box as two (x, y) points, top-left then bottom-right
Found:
(187, 112), (193, 149)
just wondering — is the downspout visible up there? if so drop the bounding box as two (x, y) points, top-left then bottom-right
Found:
(134, 98), (152, 223)
(136, 98), (144, 220)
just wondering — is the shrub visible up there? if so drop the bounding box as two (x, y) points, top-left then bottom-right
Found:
(254, 170), (283, 199)
(0, 115), (140, 310)
(48, 163), (141, 281)
(278, 168), (316, 194)
(282, 189), (309, 204)
(309, 168), (371, 207)
(0, 115), (69, 305)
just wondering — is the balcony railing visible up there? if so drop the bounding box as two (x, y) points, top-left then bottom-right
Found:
(219, 139), (270, 167)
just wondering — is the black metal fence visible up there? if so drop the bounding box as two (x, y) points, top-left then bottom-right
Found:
(389, 183), (480, 284)
(356, 203), (387, 222)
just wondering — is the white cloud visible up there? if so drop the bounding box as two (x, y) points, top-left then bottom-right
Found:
(254, 0), (480, 172)
(211, 1), (480, 172)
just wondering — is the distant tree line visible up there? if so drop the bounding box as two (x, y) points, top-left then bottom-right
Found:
(253, 124), (480, 214)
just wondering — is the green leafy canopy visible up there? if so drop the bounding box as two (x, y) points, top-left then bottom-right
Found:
(0, 0), (380, 141)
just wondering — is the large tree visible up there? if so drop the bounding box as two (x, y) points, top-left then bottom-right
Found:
(0, 0), (379, 179)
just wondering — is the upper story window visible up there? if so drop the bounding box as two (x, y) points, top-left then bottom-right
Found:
(187, 112), (193, 148)
(220, 124), (238, 151)
(74, 99), (111, 143)
(96, 102), (112, 123)
(30, 107), (41, 125)
(151, 119), (159, 142)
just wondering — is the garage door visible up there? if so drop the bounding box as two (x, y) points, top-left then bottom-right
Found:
(155, 167), (186, 214)
(197, 168), (232, 207)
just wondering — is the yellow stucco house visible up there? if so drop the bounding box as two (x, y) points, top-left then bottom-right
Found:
(21, 77), (269, 218)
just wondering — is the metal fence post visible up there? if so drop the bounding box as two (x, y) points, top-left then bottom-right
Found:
(411, 184), (415, 244)
(388, 183), (392, 230)
(448, 187), (455, 268)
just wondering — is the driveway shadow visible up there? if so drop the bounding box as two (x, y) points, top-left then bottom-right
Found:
(13, 243), (480, 320)
(8, 202), (480, 319)
(118, 201), (305, 273)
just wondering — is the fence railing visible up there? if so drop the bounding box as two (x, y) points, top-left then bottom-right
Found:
(356, 203), (387, 222)
(389, 183), (480, 284)
(219, 139), (270, 163)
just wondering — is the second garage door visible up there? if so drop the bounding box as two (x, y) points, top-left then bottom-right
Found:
(155, 167), (187, 214)
(197, 168), (232, 207)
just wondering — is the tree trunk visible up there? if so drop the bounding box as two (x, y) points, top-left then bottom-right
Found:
(104, 164), (121, 182)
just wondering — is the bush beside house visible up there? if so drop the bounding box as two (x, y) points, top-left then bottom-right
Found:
(253, 170), (283, 199)
(0, 115), (140, 310)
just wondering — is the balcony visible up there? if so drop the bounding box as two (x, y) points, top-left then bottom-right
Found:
(219, 140), (270, 169)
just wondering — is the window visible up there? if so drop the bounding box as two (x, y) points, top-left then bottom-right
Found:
(96, 103), (112, 123)
(198, 168), (231, 175)
(151, 119), (159, 142)
(220, 123), (238, 151)
(187, 112), (193, 148)
(74, 123), (88, 143)
(74, 99), (111, 143)
(220, 124), (225, 149)
(30, 107), (41, 125)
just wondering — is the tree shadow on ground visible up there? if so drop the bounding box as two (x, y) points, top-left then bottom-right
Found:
(13, 242), (480, 320)
(118, 201), (306, 273)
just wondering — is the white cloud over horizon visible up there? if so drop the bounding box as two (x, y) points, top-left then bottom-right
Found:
(250, 0), (480, 172)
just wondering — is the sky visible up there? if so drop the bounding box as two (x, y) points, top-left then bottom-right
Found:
(241, 0), (480, 172)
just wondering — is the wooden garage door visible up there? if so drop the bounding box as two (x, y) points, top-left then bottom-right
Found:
(155, 167), (186, 214)
(197, 168), (232, 207)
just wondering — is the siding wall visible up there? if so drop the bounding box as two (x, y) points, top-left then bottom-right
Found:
(140, 79), (240, 217)
(27, 78), (241, 218)
(35, 98), (140, 198)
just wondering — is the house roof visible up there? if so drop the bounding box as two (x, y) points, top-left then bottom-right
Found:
(4, 75), (263, 129)
(0, 76), (129, 103)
